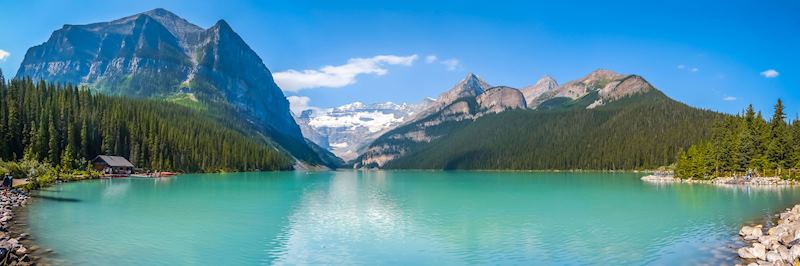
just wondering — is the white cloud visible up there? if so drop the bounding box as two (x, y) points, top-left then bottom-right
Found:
(287, 95), (329, 117)
(677, 64), (685, 69)
(761, 69), (779, 78)
(690, 67), (699, 73)
(723, 96), (737, 101)
(287, 96), (311, 115)
(0, 50), (9, 61)
(440, 58), (461, 71)
(425, 55), (438, 64)
(274, 54), (418, 92)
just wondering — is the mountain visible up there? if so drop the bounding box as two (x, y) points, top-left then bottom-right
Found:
(356, 73), (528, 167)
(15, 8), (339, 168)
(476, 86), (527, 114)
(295, 100), (432, 161)
(520, 75), (558, 106)
(356, 70), (722, 169)
(527, 69), (652, 109)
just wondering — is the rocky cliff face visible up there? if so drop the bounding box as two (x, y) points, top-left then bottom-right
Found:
(520, 76), (558, 106)
(414, 73), (491, 119)
(477, 86), (527, 113)
(16, 8), (333, 167)
(526, 69), (652, 109)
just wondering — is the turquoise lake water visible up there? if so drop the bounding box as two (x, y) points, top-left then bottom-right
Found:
(25, 171), (800, 265)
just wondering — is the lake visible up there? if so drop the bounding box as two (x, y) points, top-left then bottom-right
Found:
(25, 171), (800, 265)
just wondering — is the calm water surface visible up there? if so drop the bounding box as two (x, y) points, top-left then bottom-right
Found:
(26, 171), (800, 265)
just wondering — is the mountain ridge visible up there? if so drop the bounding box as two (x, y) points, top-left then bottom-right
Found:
(355, 69), (709, 169)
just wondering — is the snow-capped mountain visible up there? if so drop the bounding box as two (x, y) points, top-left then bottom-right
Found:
(295, 100), (433, 161)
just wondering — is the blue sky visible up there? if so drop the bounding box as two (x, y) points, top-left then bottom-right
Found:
(0, 0), (797, 116)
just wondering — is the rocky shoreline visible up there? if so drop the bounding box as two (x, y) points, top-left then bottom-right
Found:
(640, 175), (800, 186)
(737, 204), (800, 265)
(641, 174), (800, 265)
(0, 189), (37, 265)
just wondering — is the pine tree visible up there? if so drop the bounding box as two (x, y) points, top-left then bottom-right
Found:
(48, 110), (60, 164)
(80, 118), (89, 158)
(791, 119), (800, 167)
(61, 144), (75, 170)
(767, 99), (790, 171)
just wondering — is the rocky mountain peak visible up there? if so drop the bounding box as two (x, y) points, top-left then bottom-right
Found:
(457, 73), (488, 91)
(415, 73), (492, 118)
(598, 75), (654, 100)
(521, 75), (559, 106)
(211, 19), (232, 31)
(587, 68), (621, 77)
(445, 73), (490, 100)
(115, 9), (204, 40)
(573, 69), (624, 86)
(140, 8), (187, 23)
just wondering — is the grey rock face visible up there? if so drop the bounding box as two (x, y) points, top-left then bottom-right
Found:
(416, 73), (491, 119)
(528, 69), (653, 109)
(16, 9), (311, 160)
(477, 86), (527, 114)
(520, 75), (558, 106)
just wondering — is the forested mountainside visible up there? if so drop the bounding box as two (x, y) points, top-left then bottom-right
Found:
(676, 100), (800, 179)
(13, 8), (339, 168)
(0, 74), (293, 172)
(357, 74), (724, 170)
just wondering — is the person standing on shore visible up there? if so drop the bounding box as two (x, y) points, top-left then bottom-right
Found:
(1, 173), (11, 189)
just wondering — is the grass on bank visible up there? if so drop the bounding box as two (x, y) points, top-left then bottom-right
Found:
(0, 160), (101, 191)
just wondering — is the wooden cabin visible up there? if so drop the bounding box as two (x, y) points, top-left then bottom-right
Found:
(92, 155), (135, 175)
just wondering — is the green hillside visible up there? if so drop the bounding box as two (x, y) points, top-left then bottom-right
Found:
(380, 90), (724, 170)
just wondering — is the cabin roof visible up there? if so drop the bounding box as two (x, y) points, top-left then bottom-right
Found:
(93, 155), (135, 168)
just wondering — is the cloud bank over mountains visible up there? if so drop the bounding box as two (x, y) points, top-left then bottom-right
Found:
(274, 54), (418, 92)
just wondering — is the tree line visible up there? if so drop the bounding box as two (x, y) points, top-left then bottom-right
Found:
(675, 99), (800, 179)
(0, 70), (292, 172)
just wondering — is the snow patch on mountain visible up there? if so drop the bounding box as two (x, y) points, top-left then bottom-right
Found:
(295, 100), (431, 161)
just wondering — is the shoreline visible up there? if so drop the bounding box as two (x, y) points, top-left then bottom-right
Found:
(0, 189), (36, 265)
(640, 174), (800, 186)
(736, 204), (800, 265)
(640, 174), (800, 265)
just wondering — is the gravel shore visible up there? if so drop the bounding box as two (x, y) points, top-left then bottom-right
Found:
(641, 175), (800, 186)
(0, 189), (36, 265)
(737, 204), (800, 265)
